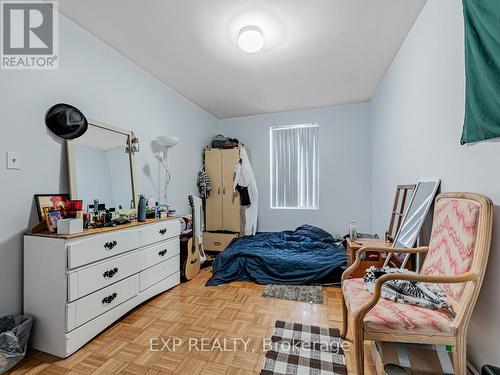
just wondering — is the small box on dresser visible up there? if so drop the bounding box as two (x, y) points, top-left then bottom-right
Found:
(24, 218), (181, 358)
(57, 218), (83, 235)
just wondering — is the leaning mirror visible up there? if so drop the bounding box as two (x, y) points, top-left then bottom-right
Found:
(67, 120), (137, 213)
(385, 180), (441, 268)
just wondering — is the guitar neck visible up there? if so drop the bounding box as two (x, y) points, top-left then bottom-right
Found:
(189, 196), (195, 253)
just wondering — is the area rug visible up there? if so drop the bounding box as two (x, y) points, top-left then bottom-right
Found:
(262, 285), (324, 304)
(261, 320), (347, 375)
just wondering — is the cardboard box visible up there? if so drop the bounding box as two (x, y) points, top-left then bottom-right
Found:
(371, 341), (454, 375)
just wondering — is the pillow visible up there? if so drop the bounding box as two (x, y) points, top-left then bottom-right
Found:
(293, 225), (334, 243)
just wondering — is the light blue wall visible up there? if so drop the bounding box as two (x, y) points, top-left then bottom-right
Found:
(0, 15), (218, 315)
(370, 0), (500, 369)
(219, 103), (372, 235)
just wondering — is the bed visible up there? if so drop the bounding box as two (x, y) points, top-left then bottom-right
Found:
(206, 225), (346, 286)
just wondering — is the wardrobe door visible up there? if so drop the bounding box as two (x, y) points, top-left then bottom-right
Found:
(205, 149), (223, 231)
(221, 148), (241, 232)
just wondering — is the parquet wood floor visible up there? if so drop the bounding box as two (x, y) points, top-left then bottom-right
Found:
(8, 269), (376, 375)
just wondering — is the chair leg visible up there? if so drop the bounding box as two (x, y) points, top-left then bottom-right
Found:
(453, 331), (467, 375)
(351, 324), (365, 375)
(340, 292), (348, 339)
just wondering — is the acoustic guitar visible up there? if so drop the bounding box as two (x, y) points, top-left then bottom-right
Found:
(182, 195), (206, 280)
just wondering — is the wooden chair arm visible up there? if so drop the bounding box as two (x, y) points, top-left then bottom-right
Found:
(352, 271), (479, 328)
(357, 246), (429, 255)
(373, 271), (478, 287)
(341, 246), (429, 282)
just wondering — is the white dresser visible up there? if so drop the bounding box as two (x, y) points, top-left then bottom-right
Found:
(24, 218), (181, 358)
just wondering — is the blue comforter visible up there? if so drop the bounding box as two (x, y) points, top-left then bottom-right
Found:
(206, 225), (346, 286)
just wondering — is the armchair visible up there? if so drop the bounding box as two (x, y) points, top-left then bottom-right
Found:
(340, 193), (493, 375)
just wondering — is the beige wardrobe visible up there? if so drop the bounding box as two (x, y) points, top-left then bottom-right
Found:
(203, 147), (240, 251)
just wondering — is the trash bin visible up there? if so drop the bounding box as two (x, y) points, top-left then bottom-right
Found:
(0, 315), (34, 373)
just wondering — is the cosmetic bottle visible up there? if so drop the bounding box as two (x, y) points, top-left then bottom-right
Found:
(138, 195), (146, 222)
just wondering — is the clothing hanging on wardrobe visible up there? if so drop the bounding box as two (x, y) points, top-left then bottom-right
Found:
(234, 146), (258, 235)
(235, 185), (251, 206)
(197, 166), (211, 199)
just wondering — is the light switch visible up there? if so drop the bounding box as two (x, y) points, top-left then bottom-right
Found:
(6, 152), (21, 170)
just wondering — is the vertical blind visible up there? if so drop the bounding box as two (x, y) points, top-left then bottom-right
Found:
(270, 124), (319, 209)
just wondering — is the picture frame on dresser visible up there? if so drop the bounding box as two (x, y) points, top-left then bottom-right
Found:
(45, 209), (62, 233)
(34, 194), (70, 222)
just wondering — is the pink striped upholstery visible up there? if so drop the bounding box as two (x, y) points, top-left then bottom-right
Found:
(420, 198), (480, 300)
(342, 278), (453, 335)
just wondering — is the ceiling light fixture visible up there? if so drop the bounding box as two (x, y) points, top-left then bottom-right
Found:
(238, 26), (264, 53)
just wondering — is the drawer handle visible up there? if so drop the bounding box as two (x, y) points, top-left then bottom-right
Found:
(214, 241), (222, 246)
(158, 249), (168, 256)
(102, 292), (117, 305)
(104, 240), (117, 250)
(103, 267), (118, 278)
(159, 228), (167, 235)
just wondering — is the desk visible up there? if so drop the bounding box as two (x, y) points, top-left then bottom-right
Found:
(345, 238), (391, 278)
(345, 238), (414, 278)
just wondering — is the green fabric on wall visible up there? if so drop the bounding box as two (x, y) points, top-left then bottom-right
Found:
(461, 0), (500, 144)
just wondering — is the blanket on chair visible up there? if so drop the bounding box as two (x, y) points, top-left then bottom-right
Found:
(363, 266), (454, 317)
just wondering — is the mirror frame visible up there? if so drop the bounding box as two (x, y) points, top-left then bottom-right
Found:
(385, 179), (441, 268)
(66, 119), (138, 211)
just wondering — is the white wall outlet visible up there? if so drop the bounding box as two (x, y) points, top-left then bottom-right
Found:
(6, 152), (21, 170)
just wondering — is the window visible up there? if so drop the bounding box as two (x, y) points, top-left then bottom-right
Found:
(270, 123), (319, 209)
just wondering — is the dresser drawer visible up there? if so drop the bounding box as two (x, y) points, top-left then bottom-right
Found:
(203, 232), (238, 252)
(67, 252), (139, 302)
(140, 220), (180, 246)
(141, 238), (180, 271)
(67, 230), (139, 269)
(140, 255), (179, 292)
(66, 274), (139, 332)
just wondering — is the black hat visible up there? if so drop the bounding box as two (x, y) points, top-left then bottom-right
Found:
(45, 103), (88, 139)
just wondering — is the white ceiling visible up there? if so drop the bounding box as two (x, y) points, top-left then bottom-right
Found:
(59, 0), (426, 119)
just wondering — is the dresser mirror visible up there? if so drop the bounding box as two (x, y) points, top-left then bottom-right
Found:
(67, 120), (137, 212)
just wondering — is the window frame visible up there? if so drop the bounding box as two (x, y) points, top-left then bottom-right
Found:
(269, 123), (320, 210)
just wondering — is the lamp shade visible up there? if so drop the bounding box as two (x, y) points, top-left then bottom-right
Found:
(157, 135), (179, 147)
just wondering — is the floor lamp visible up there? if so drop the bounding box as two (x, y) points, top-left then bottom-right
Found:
(154, 135), (179, 206)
